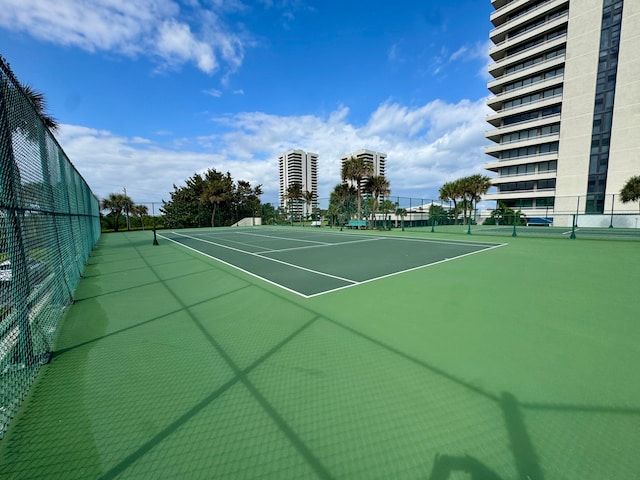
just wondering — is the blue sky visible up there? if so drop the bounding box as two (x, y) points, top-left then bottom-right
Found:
(0, 0), (494, 205)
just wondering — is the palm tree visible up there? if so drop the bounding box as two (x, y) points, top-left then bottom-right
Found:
(439, 180), (463, 224)
(364, 175), (390, 228)
(286, 182), (303, 224)
(620, 175), (640, 213)
(22, 84), (59, 131)
(396, 207), (407, 229)
(101, 193), (133, 232)
(463, 174), (493, 223)
(341, 156), (374, 220)
(303, 190), (316, 226)
(133, 204), (149, 230)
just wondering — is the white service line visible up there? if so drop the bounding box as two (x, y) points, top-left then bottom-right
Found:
(305, 242), (507, 298)
(259, 237), (382, 254)
(167, 231), (358, 285)
(159, 234), (309, 298)
(237, 231), (332, 245)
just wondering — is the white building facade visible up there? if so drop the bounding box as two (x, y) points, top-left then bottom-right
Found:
(279, 149), (318, 218)
(340, 149), (387, 192)
(484, 0), (640, 226)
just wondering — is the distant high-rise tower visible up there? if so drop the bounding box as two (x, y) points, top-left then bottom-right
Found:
(484, 0), (639, 225)
(340, 149), (387, 192)
(279, 149), (318, 218)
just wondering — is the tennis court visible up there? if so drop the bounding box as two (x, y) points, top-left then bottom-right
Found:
(1, 227), (639, 479)
(159, 228), (504, 297)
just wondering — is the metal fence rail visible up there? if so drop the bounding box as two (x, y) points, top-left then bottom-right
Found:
(0, 56), (100, 437)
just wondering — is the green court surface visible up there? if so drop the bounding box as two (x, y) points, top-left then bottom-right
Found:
(159, 228), (504, 297)
(1, 226), (639, 479)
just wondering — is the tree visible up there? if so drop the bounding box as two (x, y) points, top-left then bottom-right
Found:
(133, 204), (148, 230)
(162, 173), (210, 228)
(483, 202), (526, 226)
(439, 180), (463, 224)
(379, 199), (396, 229)
(428, 204), (448, 225)
(101, 193), (134, 232)
(303, 190), (316, 225)
(235, 180), (262, 223)
(286, 182), (303, 224)
(462, 174), (492, 224)
(22, 84), (59, 131)
(395, 207), (407, 229)
(162, 169), (262, 228)
(201, 171), (233, 227)
(364, 175), (390, 228)
(341, 156), (374, 220)
(328, 183), (357, 228)
(620, 175), (640, 213)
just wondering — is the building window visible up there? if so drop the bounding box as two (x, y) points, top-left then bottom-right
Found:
(585, 0), (623, 213)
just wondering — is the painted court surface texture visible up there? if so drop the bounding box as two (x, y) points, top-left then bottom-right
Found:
(159, 228), (504, 297)
(0, 226), (639, 479)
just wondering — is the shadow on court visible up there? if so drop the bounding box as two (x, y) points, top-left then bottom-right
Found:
(1, 229), (638, 479)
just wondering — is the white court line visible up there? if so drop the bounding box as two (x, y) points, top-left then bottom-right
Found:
(160, 231), (507, 299)
(186, 226), (501, 248)
(159, 234), (309, 298)
(237, 231), (332, 245)
(306, 242), (507, 298)
(166, 231), (358, 285)
(259, 237), (382, 254)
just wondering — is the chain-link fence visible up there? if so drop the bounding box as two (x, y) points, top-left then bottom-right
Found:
(263, 193), (639, 239)
(0, 56), (100, 437)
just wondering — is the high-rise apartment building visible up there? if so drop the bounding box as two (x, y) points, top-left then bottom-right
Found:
(279, 149), (318, 218)
(484, 0), (639, 225)
(340, 149), (387, 192)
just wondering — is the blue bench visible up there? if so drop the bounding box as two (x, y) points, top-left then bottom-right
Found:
(346, 220), (367, 229)
(526, 217), (553, 226)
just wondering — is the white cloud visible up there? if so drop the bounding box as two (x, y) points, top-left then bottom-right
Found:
(204, 88), (223, 98)
(0, 0), (243, 74)
(57, 97), (491, 205)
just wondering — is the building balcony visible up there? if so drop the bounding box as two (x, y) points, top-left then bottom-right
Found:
(490, 170), (557, 183)
(490, 0), (568, 42)
(485, 132), (560, 157)
(487, 95), (562, 126)
(484, 151), (559, 171)
(491, 0), (535, 26)
(488, 41), (565, 83)
(487, 75), (563, 109)
(489, 13), (568, 60)
(487, 54), (565, 95)
(484, 188), (556, 201)
(485, 113), (560, 141)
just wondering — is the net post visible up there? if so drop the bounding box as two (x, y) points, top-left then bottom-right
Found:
(152, 202), (159, 245)
(570, 214), (576, 239)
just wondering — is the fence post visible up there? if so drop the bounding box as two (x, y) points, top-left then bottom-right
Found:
(609, 193), (615, 228)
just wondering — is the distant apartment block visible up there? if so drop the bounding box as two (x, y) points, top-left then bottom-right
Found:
(279, 149), (318, 217)
(484, 0), (639, 225)
(340, 149), (387, 193)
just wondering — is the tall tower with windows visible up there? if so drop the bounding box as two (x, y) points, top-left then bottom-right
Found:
(279, 150), (318, 219)
(340, 149), (387, 192)
(484, 0), (639, 225)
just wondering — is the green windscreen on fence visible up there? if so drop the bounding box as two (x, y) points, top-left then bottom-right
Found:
(0, 55), (100, 438)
